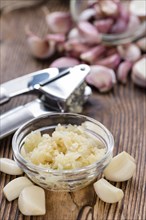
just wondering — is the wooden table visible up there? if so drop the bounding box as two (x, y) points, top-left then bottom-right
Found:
(0, 1), (145, 220)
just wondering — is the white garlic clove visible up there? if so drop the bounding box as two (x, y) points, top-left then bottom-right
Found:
(117, 44), (141, 62)
(129, 0), (146, 18)
(77, 21), (101, 44)
(94, 18), (114, 34)
(18, 185), (46, 216)
(117, 61), (132, 84)
(137, 37), (146, 52)
(95, 53), (121, 69)
(0, 158), (23, 175)
(94, 178), (124, 203)
(49, 57), (80, 68)
(103, 151), (136, 182)
(45, 11), (72, 34)
(131, 57), (146, 88)
(3, 177), (33, 201)
(80, 45), (105, 64)
(86, 65), (116, 92)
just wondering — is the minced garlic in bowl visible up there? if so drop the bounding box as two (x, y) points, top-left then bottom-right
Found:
(12, 113), (114, 191)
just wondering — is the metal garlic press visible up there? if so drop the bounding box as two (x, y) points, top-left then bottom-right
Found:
(0, 64), (91, 139)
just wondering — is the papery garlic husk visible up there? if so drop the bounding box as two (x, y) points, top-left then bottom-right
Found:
(95, 53), (121, 69)
(117, 61), (132, 84)
(131, 57), (146, 88)
(45, 11), (72, 34)
(103, 151), (136, 182)
(18, 185), (46, 216)
(117, 44), (141, 62)
(85, 65), (116, 92)
(94, 178), (124, 203)
(49, 57), (80, 68)
(80, 45), (106, 64)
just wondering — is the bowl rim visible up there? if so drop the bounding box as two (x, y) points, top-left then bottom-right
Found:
(12, 112), (114, 175)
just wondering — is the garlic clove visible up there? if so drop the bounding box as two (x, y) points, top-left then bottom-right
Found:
(110, 18), (127, 34)
(18, 185), (46, 216)
(95, 53), (121, 69)
(129, 0), (146, 18)
(137, 37), (146, 52)
(126, 14), (141, 32)
(0, 158), (23, 175)
(46, 33), (66, 43)
(117, 44), (141, 62)
(117, 61), (132, 84)
(80, 45), (105, 64)
(94, 178), (124, 203)
(85, 65), (116, 92)
(45, 11), (72, 34)
(131, 57), (146, 88)
(99, 0), (119, 17)
(79, 8), (96, 21)
(103, 151), (136, 182)
(49, 57), (80, 68)
(94, 18), (114, 34)
(77, 21), (102, 44)
(3, 177), (33, 201)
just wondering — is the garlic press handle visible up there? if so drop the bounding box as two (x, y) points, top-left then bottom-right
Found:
(0, 106), (35, 139)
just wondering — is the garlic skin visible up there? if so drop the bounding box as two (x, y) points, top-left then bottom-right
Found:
(95, 53), (121, 69)
(137, 37), (146, 52)
(117, 44), (141, 62)
(94, 178), (124, 203)
(99, 0), (119, 17)
(3, 177), (33, 201)
(18, 185), (46, 216)
(85, 65), (116, 92)
(49, 57), (80, 68)
(45, 11), (72, 34)
(129, 0), (146, 18)
(131, 57), (146, 88)
(0, 158), (23, 175)
(117, 61), (132, 84)
(103, 151), (136, 182)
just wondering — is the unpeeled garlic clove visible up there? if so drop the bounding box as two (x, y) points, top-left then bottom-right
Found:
(131, 57), (146, 88)
(99, 0), (119, 17)
(94, 178), (124, 203)
(85, 65), (116, 92)
(77, 21), (101, 44)
(49, 57), (80, 68)
(117, 61), (132, 84)
(46, 33), (66, 43)
(3, 177), (33, 201)
(126, 14), (141, 32)
(0, 158), (23, 175)
(80, 45), (105, 64)
(129, 0), (146, 18)
(94, 18), (114, 34)
(79, 8), (96, 21)
(95, 53), (121, 69)
(18, 185), (46, 216)
(117, 44), (141, 62)
(103, 151), (136, 182)
(137, 37), (146, 52)
(110, 17), (127, 34)
(45, 11), (72, 34)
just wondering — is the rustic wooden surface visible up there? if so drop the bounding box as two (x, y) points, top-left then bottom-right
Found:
(0, 1), (146, 220)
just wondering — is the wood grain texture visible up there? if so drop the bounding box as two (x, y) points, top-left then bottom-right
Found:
(0, 1), (145, 220)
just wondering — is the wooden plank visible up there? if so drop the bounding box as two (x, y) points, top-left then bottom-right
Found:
(0, 1), (145, 220)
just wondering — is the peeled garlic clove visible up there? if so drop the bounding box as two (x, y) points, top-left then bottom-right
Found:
(99, 0), (119, 17)
(103, 151), (136, 182)
(94, 178), (124, 203)
(45, 11), (72, 34)
(117, 44), (141, 62)
(131, 57), (146, 88)
(137, 37), (146, 52)
(129, 0), (146, 18)
(86, 65), (116, 92)
(77, 21), (101, 44)
(18, 185), (46, 216)
(0, 158), (23, 175)
(95, 53), (121, 69)
(80, 45), (105, 64)
(117, 61), (132, 84)
(49, 57), (80, 68)
(3, 177), (33, 201)
(94, 18), (114, 34)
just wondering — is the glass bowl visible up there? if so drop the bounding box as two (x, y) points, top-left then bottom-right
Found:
(12, 113), (114, 191)
(70, 0), (146, 45)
